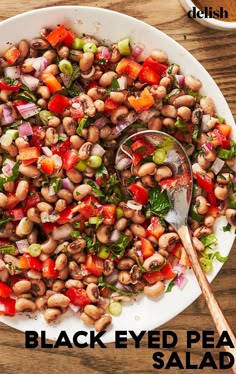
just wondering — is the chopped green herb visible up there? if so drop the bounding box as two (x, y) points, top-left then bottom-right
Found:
(0, 245), (16, 255)
(107, 77), (120, 95)
(223, 223), (231, 232)
(0, 163), (20, 192)
(98, 276), (133, 296)
(50, 177), (62, 194)
(76, 115), (88, 136)
(110, 233), (130, 258)
(95, 164), (108, 178)
(165, 274), (178, 293)
(192, 124), (200, 140)
(200, 233), (217, 248)
(147, 185), (171, 218)
(216, 115), (225, 124)
(87, 181), (105, 197)
(0, 216), (13, 227)
(175, 119), (188, 133)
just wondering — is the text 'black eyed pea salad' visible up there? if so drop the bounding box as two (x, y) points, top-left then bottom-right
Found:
(0, 23), (235, 331)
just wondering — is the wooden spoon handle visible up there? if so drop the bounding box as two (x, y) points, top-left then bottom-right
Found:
(177, 225), (236, 372)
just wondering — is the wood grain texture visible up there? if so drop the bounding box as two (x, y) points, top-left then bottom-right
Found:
(0, 1), (235, 373)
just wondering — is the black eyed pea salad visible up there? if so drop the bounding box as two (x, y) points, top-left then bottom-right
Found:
(0, 23), (235, 332)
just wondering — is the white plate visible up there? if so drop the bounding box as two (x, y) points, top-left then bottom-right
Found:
(0, 6), (235, 343)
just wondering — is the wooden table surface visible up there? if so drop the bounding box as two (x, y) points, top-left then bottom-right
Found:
(0, 1), (235, 373)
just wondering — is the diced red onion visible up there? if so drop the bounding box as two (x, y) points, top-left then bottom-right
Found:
(32, 56), (48, 77)
(205, 142), (213, 150)
(2, 159), (15, 177)
(60, 73), (71, 87)
(117, 76), (128, 90)
(227, 160), (236, 173)
(4, 66), (21, 79)
(115, 281), (132, 292)
(18, 122), (33, 137)
(201, 114), (211, 132)
(90, 143), (106, 157)
(69, 303), (80, 313)
(110, 229), (121, 242)
(93, 116), (108, 129)
(104, 269), (118, 284)
(16, 239), (29, 254)
(41, 146), (53, 157)
(100, 47), (112, 60)
(210, 157), (225, 175)
(132, 44), (144, 59)
(62, 177), (75, 192)
(48, 184), (56, 196)
(175, 273), (189, 290)
(175, 74), (185, 88)
(16, 103), (39, 119)
(52, 223), (73, 241)
(81, 66), (95, 79)
(20, 74), (39, 91)
(116, 156), (132, 171)
(0, 104), (15, 125)
(173, 262), (185, 274)
(127, 200), (142, 210)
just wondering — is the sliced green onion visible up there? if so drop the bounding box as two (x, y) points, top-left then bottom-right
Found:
(71, 231), (81, 239)
(216, 115), (225, 124)
(217, 148), (233, 160)
(108, 301), (122, 316)
(0, 245), (16, 255)
(118, 38), (131, 56)
(58, 59), (73, 75)
(28, 244), (41, 257)
(200, 233), (217, 248)
(153, 148), (166, 164)
(83, 42), (97, 54)
(75, 160), (87, 172)
(88, 216), (101, 225)
(5, 129), (19, 140)
(116, 207), (124, 219)
(97, 245), (110, 259)
(189, 205), (204, 222)
(229, 197), (236, 209)
(86, 155), (102, 169)
(71, 38), (85, 50)
(200, 257), (213, 273)
(39, 110), (53, 125)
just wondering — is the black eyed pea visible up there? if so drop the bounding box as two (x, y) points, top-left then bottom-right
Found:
(35, 296), (48, 311)
(55, 199), (67, 213)
(83, 275), (99, 285)
(204, 215), (215, 228)
(158, 248), (169, 258)
(191, 163), (206, 178)
(57, 189), (73, 204)
(86, 283), (100, 302)
(43, 49), (57, 63)
(173, 95), (196, 108)
(103, 259), (115, 276)
(62, 117), (77, 136)
(131, 210), (146, 224)
(68, 261), (84, 280)
(27, 269), (42, 280)
(13, 280), (32, 296)
(100, 125), (112, 139)
(204, 148), (216, 162)
(73, 184), (92, 201)
(192, 237), (205, 252)
(65, 279), (84, 289)
(41, 186), (58, 203)
(94, 100), (105, 112)
(197, 154), (211, 170)
(141, 175), (155, 188)
(47, 293), (70, 309)
(18, 40), (29, 58)
(150, 49), (168, 63)
(150, 85), (167, 100)
(48, 116), (61, 128)
(70, 135), (85, 150)
(79, 51), (94, 72)
(41, 236), (57, 254)
(110, 106), (129, 124)
(214, 185), (228, 201)
(96, 224), (111, 244)
(117, 257), (135, 270)
(0, 259), (6, 272)
(158, 233), (179, 250)
(44, 308), (62, 323)
(57, 45), (70, 58)
(161, 105), (177, 118)
(52, 280), (65, 293)
(67, 238), (86, 254)
(37, 98), (47, 108)
(0, 268), (9, 282)
(177, 106), (192, 122)
(154, 166), (172, 182)
(110, 91), (125, 103)
(144, 281), (165, 298)
(193, 226), (212, 238)
(37, 85), (51, 99)
(15, 180), (29, 201)
(45, 127), (59, 145)
(148, 117), (162, 131)
(216, 173), (232, 185)
(87, 125), (100, 143)
(99, 71), (117, 87)
(73, 252), (86, 264)
(30, 280), (46, 297)
(43, 64), (59, 75)
(162, 117), (175, 128)
(16, 217), (33, 237)
(130, 223), (146, 238)
(30, 38), (50, 50)
(84, 304), (104, 320)
(15, 298), (37, 313)
(58, 266), (69, 281)
(159, 76), (172, 87)
(200, 96), (215, 116)
(1, 144), (18, 157)
(137, 162), (156, 177)
(143, 253), (165, 271)
(185, 75), (202, 91)
(87, 87), (107, 101)
(78, 141), (93, 160)
(226, 209), (236, 227)
(19, 164), (41, 178)
(0, 192), (8, 208)
(80, 312), (95, 326)
(196, 196), (209, 215)
(27, 207), (41, 223)
(37, 202), (53, 213)
(55, 253), (68, 272)
(21, 57), (35, 73)
(66, 168), (82, 184)
(94, 314), (112, 333)
(115, 217), (128, 231)
(15, 137), (29, 150)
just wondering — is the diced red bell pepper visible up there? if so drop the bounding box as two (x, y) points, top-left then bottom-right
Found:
(102, 204), (116, 225)
(0, 296), (16, 316)
(131, 138), (156, 166)
(5, 207), (25, 221)
(128, 184), (149, 206)
(41, 72), (62, 93)
(215, 124), (232, 138)
(116, 58), (142, 80)
(3, 46), (20, 65)
(19, 253), (43, 271)
(62, 29), (75, 46)
(57, 205), (81, 225)
(146, 217), (165, 239)
(207, 129), (230, 149)
(5, 193), (19, 210)
(29, 125), (45, 148)
(70, 97), (84, 119)
(128, 87), (155, 113)
(52, 137), (71, 157)
(143, 270), (164, 285)
(8, 275), (26, 287)
(207, 205), (220, 218)
(42, 258), (59, 279)
(141, 237), (155, 259)
(196, 172), (214, 193)
(45, 24), (69, 47)
(62, 150), (79, 171)
(158, 174), (192, 190)
(85, 254), (104, 277)
(104, 97), (120, 112)
(0, 281), (12, 298)
(143, 57), (168, 75)
(42, 222), (59, 234)
(65, 287), (91, 307)
(77, 196), (102, 219)
(0, 79), (22, 91)
(139, 66), (160, 85)
(160, 263), (176, 280)
(40, 157), (55, 175)
(19, 147), (40, 161)
(24, 189), (40, 212)
(206, 192), (219, 207)
(87, 81), (99, 91)
(48, 93), (70, 114)
(22, 158), (38, 166)
(172, 242), (191, 267)
(0, 239), (11, 246)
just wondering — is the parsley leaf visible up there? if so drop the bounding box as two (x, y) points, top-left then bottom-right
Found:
(76, 115), (88, 136)
(95, 164), (108, 178)
(98, 276), (133, 296)
(223, 223), (231, 232)
(110, 233), (130, 258)
(106, 77), (120, 96)
(87, 181), (105, 197)
(0, 163), (20, 192)
(165, 274), (178, 293)
(147, 185), (171, 218)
